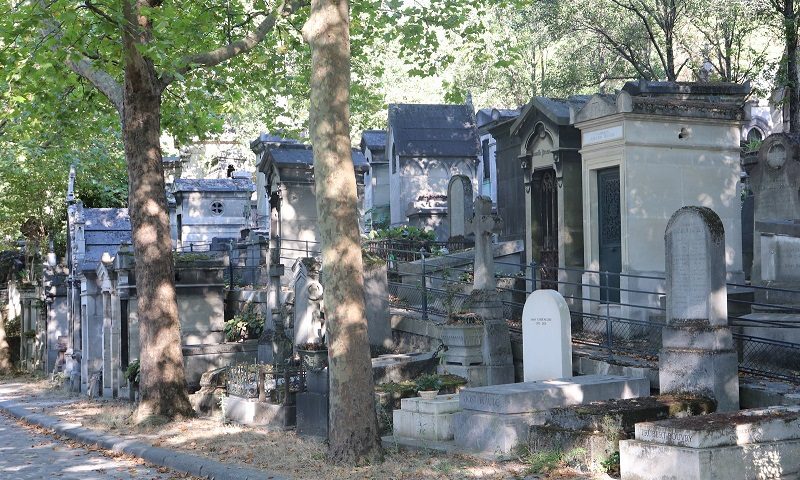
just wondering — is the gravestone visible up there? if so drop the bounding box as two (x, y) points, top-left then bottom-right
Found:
(522, 289), (572, 382)
(292, 257), (325, 349)
(660, 206), (738, 412)
(447, 175), (473, 241)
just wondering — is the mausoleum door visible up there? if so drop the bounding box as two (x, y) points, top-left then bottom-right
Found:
(597, 167), (621, 303)
(532, 168), (559, 290)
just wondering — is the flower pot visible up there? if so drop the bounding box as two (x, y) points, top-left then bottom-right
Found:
(418, 390), (439, 400)
(299, 348), (328, 372)
(440, 324), (484, 366)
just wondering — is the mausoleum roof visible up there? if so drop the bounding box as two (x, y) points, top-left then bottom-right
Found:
(388, 103), (480, 158)
(172, 178), (255, 193)
(360, 130), (387, 152)
(262, 143), (369, 171)
(509, 96), (589, 136)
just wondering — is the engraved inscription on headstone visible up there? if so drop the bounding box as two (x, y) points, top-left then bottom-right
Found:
(664, 207), (727, 326)
(521, 289), (572, 382)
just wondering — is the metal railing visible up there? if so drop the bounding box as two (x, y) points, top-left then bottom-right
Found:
(381, 244), (800, 383)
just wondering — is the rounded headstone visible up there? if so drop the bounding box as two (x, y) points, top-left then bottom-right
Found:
(521, 289), (572, 382)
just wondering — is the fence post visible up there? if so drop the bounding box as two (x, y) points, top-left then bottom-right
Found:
(604, 276), (613, 360)
(529, 261), (537, 293)
(228, 242), (235, 287)
(420, 248), (428, 321)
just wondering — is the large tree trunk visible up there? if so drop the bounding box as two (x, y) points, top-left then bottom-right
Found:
(785, 0), (800, 133)
(123, 0), (192, 420)
(0, 307), (11, 373)
(303, 0), (382, 464)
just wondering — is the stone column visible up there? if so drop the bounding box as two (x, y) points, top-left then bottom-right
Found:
(660, 206), (739, 412)
(101, 290), (112, 397)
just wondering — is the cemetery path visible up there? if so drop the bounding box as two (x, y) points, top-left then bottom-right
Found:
(0, 411), (188, 480)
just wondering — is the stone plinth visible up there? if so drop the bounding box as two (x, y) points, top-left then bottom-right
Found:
(452, 374), (649, 455)
(620, 406), (800, 480)
(393, 394), (461, 441)
(297, 369), (328, 438)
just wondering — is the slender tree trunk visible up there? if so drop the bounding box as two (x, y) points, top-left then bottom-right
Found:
(303, 0), (382, 464)
(0, 307), (11, 373)
(122, 0), (192, 420)
(786, 0), (800, 132)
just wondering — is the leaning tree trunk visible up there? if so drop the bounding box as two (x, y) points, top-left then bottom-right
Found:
(122, 1), (192, 420)
(0, 307), (11, 373)
(303, 0), (382, 464)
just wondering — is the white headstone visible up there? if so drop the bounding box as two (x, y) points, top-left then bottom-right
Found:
(521, 289), (572, 382)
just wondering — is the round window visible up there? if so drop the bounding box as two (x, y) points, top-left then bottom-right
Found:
(210, 201), (224, 216)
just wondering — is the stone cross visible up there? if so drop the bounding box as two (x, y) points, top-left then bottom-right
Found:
(467, 196), (502, 291)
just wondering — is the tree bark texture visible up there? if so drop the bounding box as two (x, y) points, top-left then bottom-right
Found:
(122, 0), (193, 420)
(303, 0), (382, 464)
(785, 0), (800, 133)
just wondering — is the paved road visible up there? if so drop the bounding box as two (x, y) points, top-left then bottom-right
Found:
(0, 411), (186, 480)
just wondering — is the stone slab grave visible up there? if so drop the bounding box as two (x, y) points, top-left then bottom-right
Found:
(223, 396), (296, 430)
(392, 393), (461, 441)
(527, 395), (716, 472)
(452, 374), (649, 456)
(522, 289), (572, 382)
(620, 406), (800, 480)
(661, 206), (739, 412)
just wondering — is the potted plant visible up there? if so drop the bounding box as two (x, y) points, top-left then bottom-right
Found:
(298, 341), (328, 371)
(415, 374), (442, 400)
(125, 359), (140, 402)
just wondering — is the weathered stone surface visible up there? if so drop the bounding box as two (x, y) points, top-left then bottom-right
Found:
(522, 289), (572, 381)
(659, 348), (738, 413)
(661, 206), (739, 412)
(458, 375), (649, 414)
(619, 438), (800, 480)
(452, 409), (540, 454)
(223, 396), (295, 429)
(393, 394), (462, 441)
(664, 206), (727, 326)
(296, 391), (328, 438)
(634, 406), (800, 449)
(448, 175), (473, 240)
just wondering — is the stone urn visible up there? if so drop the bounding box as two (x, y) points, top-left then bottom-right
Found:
(417, 390), (439, 400)
(440, 320), (484, 366)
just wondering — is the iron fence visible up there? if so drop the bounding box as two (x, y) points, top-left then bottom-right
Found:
(382, 245), (800, 383)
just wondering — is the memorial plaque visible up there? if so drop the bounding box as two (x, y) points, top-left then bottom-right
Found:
(521, 289), (572, 381)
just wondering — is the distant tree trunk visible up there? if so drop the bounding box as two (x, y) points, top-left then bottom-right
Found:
(0, 308), (11, 373)
(122, 0), (192, 420)
(303, 0), (382, 464)
(785, 0), (800, 132)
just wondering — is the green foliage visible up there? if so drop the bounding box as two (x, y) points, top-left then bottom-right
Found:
(224, 304), (265, 342)
(414, 373), (443, 392)
(601, 451), (621, 476)
(126, 359), (140, 384)
(4, 316), (21, 338)
(744, 138), (764, 153)
(368, 226), (436, 242)
(517, 445), (588, 474)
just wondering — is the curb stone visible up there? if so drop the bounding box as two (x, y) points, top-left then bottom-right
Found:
(0, 400), (288, 480)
